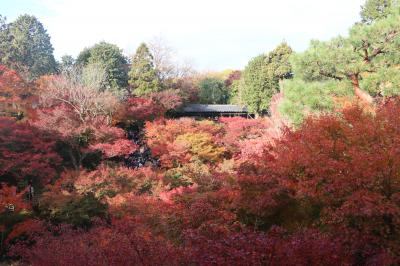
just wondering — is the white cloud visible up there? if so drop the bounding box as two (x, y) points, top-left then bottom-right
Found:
(27, 0), (367, 70)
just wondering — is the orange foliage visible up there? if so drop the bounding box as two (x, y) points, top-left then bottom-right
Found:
(146, 118), (224, 168)
(0, 65), (35, 118)
(74, 165), (160, 203)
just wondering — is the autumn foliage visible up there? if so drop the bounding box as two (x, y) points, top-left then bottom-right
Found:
(116, 90), (182, 122)
(0, 184), (30, 214)
(234, 101), (400, 263)
(2, 65), (400, 265)
(0, 65), (34, 118)
(145, 118), (225, 167)
(0, 118), (61, 185)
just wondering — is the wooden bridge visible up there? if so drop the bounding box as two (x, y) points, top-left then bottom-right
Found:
(170, 104), (254, 119)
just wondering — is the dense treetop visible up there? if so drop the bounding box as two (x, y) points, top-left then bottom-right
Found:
(0, 14), (57, 80)
(361, 0), (397, 24)
(231, 42), (292, 114)
(128, 43), (161, 96)
(76, 41), (129, 93)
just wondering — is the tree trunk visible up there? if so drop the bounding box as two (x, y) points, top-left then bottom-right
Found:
(279, 79), (284, 96)
(350, 74), (373, 104)
(68, 147), (80, 172)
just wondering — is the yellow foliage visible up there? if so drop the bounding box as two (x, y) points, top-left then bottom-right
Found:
(197, 69), (235, 81)
(175, 132), (225, 163)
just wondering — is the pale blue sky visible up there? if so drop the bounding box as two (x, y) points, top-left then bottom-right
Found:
(1, 0), (366, 70)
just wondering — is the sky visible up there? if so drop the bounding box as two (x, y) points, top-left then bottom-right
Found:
(1, 0), (366, 71)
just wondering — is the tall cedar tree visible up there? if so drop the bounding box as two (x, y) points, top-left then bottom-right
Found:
(128, 43), (161, 96)
(0, 15), (57, 80)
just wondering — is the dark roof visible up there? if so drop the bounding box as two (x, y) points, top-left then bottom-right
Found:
(182, 104), (248, 113)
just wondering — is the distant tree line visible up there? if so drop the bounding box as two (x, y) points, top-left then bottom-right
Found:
(1, 0), (400, 119)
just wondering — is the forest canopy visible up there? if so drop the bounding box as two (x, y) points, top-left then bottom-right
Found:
(1, 1), (400, 265)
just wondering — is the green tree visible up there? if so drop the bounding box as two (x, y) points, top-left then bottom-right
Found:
(292, 8), (400, 101)
(281, 6), (400, 124)
(229, 78), (246, 105)
(352, 9), (400, 97)
(360, 0), (397, 24)
(279, 79), (352, 125)
(268, 42), (293, 82)
(291, 37), (361, 84)
(58, 55), (75, 74)
(240, 43), (293, 114)
(128, 43), (161, 96)
(0, 14), (57, 80)
(0, 15), (6, 30)
(76, 42), (128, 93)
(241, 54), (276, 114)
(198, 77), (229, 104)
(0, 15), (9, 62)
